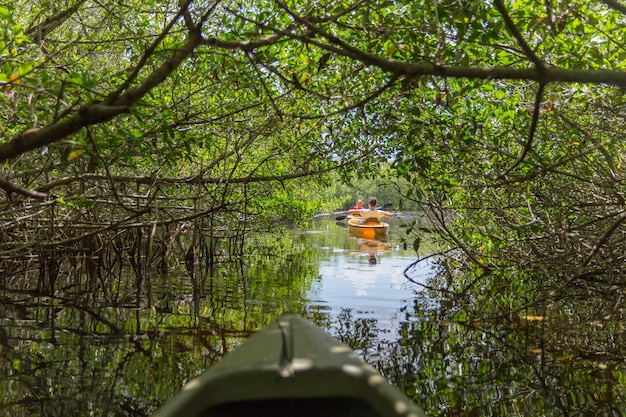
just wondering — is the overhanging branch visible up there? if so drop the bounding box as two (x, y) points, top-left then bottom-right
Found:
(0, 176), (47, 199)
(273, 0), (626, 87)
(496, 83), (545, 180)
(493, 0), (546, 71)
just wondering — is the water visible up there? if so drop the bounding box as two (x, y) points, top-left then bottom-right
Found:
(0, 219), (432, 417)
(2, 219), (626, 416)
(302, 222), (433, 338)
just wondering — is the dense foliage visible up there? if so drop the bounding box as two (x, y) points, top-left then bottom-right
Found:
(1, 0), (624, 267)
(2, 4), (626, 408)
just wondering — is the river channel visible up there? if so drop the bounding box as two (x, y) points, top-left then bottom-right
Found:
(301, 219), (433, 340)
(1, 218), (625, 416)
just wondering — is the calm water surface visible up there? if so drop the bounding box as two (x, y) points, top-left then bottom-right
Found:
(1, 219), (625, 416)
(301, 222), (433, 339)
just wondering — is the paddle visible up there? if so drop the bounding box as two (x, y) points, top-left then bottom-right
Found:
(334, 203), (393, 221)
(312, 210), (351, 220)
(312, 210), (348, 219)
(394, 211), (415, 219)
(332, 213), (351, 221)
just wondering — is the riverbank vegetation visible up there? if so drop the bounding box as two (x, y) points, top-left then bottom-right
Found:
(2, 4), (626, 414)
(2, 1), (624, 264)
(1, 0), (622, 257)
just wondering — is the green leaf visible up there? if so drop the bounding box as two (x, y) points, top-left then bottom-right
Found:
(67, 73), (85, 86)
(412, 237), (421, 254)
(18, 62), (32, 76)
(0, 6), (10, 19)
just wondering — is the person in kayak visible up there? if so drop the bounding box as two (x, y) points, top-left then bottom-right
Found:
(349, 199), (364, 218)
(358, 197), (392, 224)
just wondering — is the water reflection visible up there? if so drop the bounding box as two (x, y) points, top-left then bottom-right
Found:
(303, 223), (424, 339)
(352, 237), (392, 266)
(2, 220), (626, 417)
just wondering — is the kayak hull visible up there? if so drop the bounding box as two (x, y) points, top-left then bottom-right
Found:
(154, 314), (426, 417)
(348, 217), (390, 239)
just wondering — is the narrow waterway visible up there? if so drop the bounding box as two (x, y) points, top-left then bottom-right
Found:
(301, 219), (433, 339)
(1, 218), (625, 416)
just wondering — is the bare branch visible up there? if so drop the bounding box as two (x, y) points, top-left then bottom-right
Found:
(493, 0), (546, 71)
(576, 210), (626, 276)
(201, 32), (285, 52)
(601, 0), (626, 14)
(273, 0), (626, 87)
(0, 176), (47, 199)
(0, 29), (203, 163)
(25, 0), (88, 41)
(496, 83), (545, 180)
(106, 0), (196, 104)
(85, 128), (146, 214)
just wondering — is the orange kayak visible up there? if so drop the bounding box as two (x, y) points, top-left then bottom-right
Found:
(347, 217), (390, 238)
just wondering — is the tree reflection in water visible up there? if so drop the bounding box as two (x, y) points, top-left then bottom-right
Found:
(371, 274), (626, 417)
(0, 225), (625, 417)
